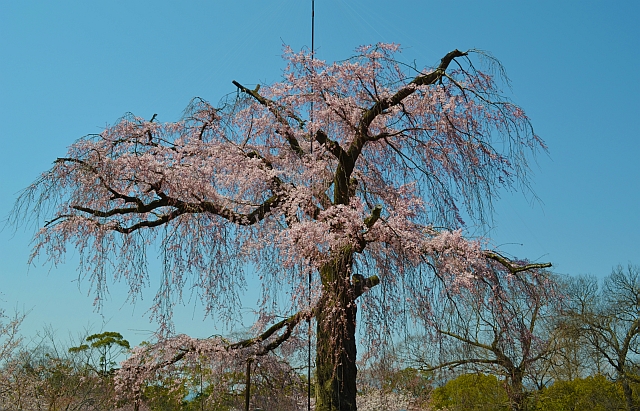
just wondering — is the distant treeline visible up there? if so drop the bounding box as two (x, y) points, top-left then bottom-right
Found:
(2, 265), (640, 411)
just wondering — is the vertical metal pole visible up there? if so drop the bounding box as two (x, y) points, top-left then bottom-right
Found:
(311, 0), (315, 56)
(308, 3), (315, 411)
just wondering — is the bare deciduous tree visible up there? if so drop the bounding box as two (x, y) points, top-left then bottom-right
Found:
(408, 268), (560, 411)
(565, 265), (640, 411)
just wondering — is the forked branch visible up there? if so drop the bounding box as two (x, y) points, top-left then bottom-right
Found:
(350, 49), (468, 163)
(230, 309), (312, 355)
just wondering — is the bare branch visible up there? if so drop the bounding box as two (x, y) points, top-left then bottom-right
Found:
(485, 251), (552, 273)
(420, 357), (500, 373)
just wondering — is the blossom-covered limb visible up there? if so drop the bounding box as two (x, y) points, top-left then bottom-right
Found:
(230, 309), (311, 354)
(69, 191), (283, 233)
(351, 49), (468, 161)
(353, 204), (383, 253)
(52, 153), (286, 230)
(314, 129), (347, 161)
(359, 49), (467, 131)
(55, 157), (141, 204)
(66, 162), (282, 230)
(232, 80), (305, 157)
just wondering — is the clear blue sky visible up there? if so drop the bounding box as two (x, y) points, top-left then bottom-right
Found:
(1, 1), (638, 346)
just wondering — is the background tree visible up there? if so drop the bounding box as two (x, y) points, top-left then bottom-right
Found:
(528, 276), (610, 386)
(565, 265), (640, 411)
(0, 307), (24, 369)
(357, 346), (433, 409)
(528, 317), (596, 386)
(0, 331), (119, 411)
(69, 331), (131, 377)
(430, 373), (510, 411)
(534, 374), (628, 411)
(0, 307), (26, 405)
(407, 267), (560, 411)
(13, 44), (550, 411)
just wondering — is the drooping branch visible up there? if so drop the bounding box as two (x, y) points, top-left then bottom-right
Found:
(332, 49), (469, 206)
(357, 49), (468, 137)
(79, 207), (184, 234)
(71, 197), (170, 219)
(347, 49), (469, 171)
(125, 275), (381, 378)
(69, 191), (284, 233)
(122, 312), (312, 381)
(232, 80), (305, 157)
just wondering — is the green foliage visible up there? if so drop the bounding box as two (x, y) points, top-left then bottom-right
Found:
(534, 375), (626, 411)
(431, 373), (510, 411)
(86, 331), (131, 350)
(142, 382), (191, 411)
(68, 331), (130, 376)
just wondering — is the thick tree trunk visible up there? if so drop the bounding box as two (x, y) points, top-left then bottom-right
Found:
(622, 378), (638, 411)
(315, 250), (358, 411)
(506, 370), (526, 411)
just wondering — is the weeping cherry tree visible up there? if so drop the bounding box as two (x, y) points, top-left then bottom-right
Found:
(13, 44), (552, 411)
